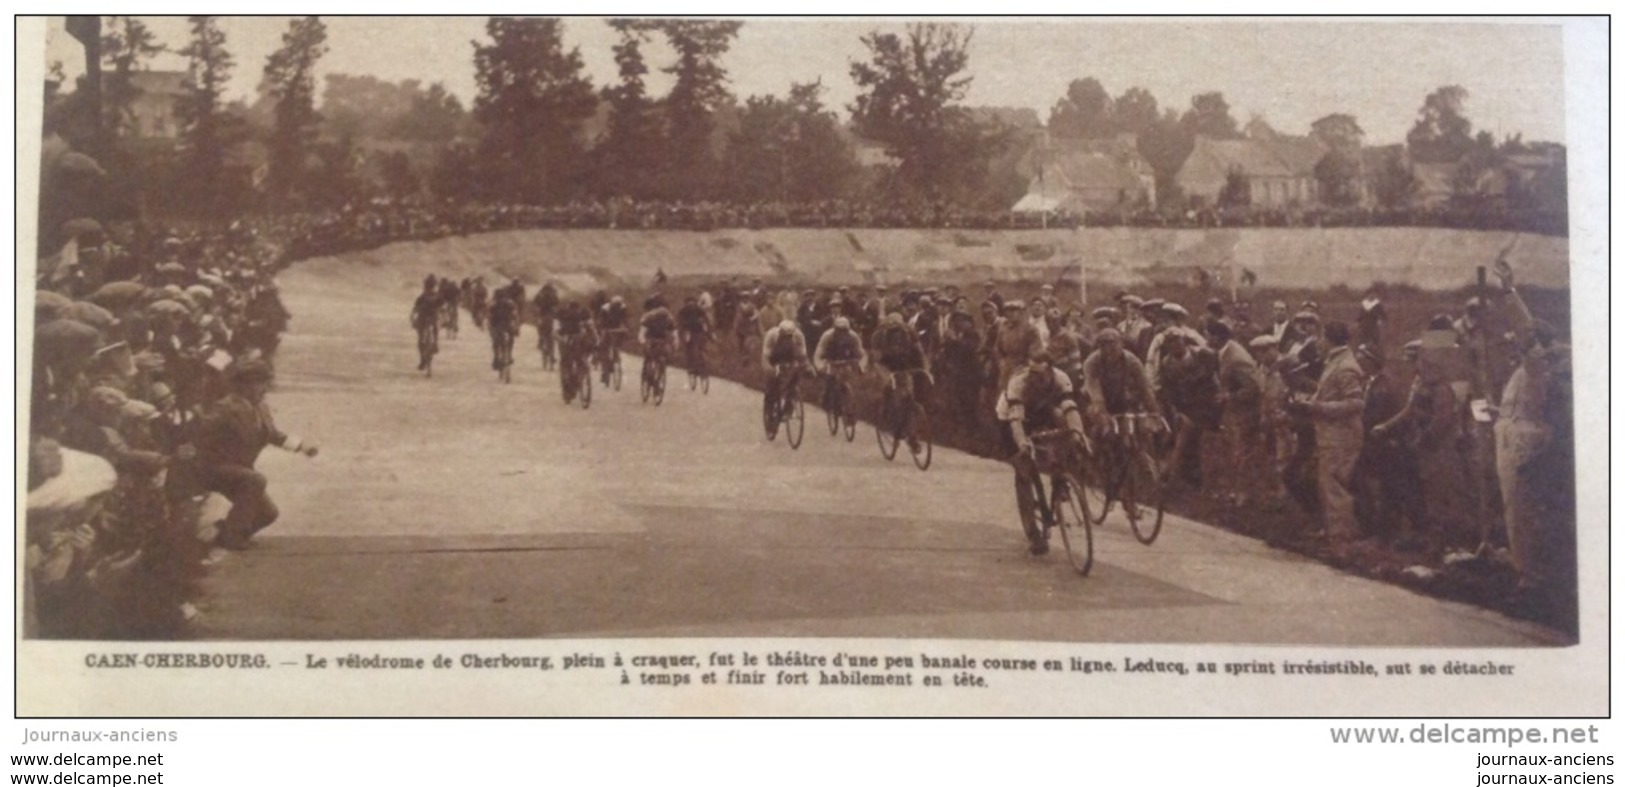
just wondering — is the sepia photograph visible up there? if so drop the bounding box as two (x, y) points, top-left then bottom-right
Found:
(14, 15), (1606, 720)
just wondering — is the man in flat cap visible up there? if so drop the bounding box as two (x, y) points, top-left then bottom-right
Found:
(196, 360), (319, 550)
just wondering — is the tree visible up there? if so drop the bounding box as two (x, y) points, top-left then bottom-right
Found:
(1048, 77), (1114, 139)
(261, 16), (329, 205)
(849, 22), (976, 199)
(1181, 92), (1240, 139)
(175, 16), (235, 216)
(388, 82), (469, 143)
(376, 150), (422, 199)
(472, 17), (597, 203)
(101, 16), (164, 139)
(1311, 113), (1365, 207)
(653, 20), (743, 199)
(1406, 85), (1473, 164)
(593, 19), (665, 199)
(1111, 86), (1159, 137)
(1372, 149), (1418, 209)
(322, 74), (418, 140)
(722, 81), (858, 203)
(1310, 113), (1364, 152)
(1138, 108), (1192, 206)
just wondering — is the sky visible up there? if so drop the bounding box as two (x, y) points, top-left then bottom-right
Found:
(43, 16), (1568, 146)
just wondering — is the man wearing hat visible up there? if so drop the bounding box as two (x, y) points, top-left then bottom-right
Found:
(1038, 282), (1058, 310)
(981, 280), (1004, 313)
(994, 300), (1042, 391)
(196, 359), (319, 550)
(1209, 320), (1265, 505)
(1249, 333), (1292, 500)
(1286, 321), (1366, 540)
(1353, 340), (1421, 546)
(1117, 294), (1150, 351)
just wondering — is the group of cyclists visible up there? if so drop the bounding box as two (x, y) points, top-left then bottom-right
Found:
(410, 273), (721, 405)
(410, 271), (1183, 567)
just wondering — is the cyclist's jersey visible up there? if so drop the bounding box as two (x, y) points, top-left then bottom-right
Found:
(996, 367), (1076, 425)
(762, 325), (808, 367)
(557, 304), (591, 337)
(873, 323), (924, 370)
(438, 282), (460, 310)
(1081, 349), (1160, 415)
(600, 302), (629, 332)
(814, 329), (866, 369)
(488, 298), (520, 335)
(533, 286), (558, 319)
(677, 304), (709, 334)
(640, 308), (677, 342)
(411, 293), (441, 329)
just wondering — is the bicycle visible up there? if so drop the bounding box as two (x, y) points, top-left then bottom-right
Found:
(640, 342), (668, 406)
(491, 328), (515, 384)
(763, 362), (805, 448)
(440, 299), (460, 340)
(1086, 412), (1168, 544)
(821, 360), (859, 442)
(1015, 428), (1095, 575)
(559, 336), (592, 409)
(684, 333), (711, 394)
(599, 329), (626, 392)
(415, 320), (438, 378)
(875, 369), (932, 470)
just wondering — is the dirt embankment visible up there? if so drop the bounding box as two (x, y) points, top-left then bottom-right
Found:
(292, 226), (1569, 298)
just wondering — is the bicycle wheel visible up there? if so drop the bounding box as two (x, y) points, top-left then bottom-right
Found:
(653, 363), (666, 406)
(640, 360), (651, 403)
(1013, 473), (1045, 555)
(1086, 444), (1123, 526)
(1125, 448), (1165, 544)
(580, 365), (593, 409)
(825, 386), (840, 435)
(700, 370), (709, 395)
(908, 402), (932, 471)
(787, 397), (805, 449)
(1054, 471), (1094, 576)
(874, 397), (899, 461)
(561, 362), (575, 403)
(611, 353), (623, 392)
(764, 395), (779, 441)
(841, 383), (856, 441)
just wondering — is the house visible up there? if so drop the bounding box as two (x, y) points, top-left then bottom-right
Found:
(126, 70), (187, 140)
(1176, 135), (1324, 208)
(1011, 134), (1156, 213)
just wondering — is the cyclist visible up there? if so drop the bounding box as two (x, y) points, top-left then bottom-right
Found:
(813, 316), (868, 417)
(488, 289), (520, 373)
(1080, 327), (1165, 437)
(676, 295), (712, 371)
(411, 276), (441, 371)
(598, 295), (631, 386)
(872, 311), (931, 451)
(639, 296), (678, 386)
(997, 350), (1087, 555)
(532, 281), (559, 358)
(469, 277), (489, 331)
(438, 276), (461, 339)
(761, 319), (809, 424)
(556, 299), (597, 371)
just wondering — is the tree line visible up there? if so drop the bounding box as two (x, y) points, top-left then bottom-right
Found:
(50, 17), (1565, 224)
